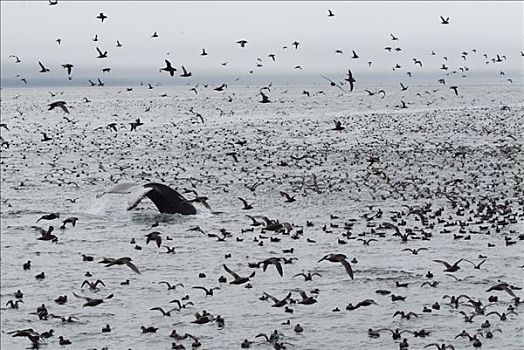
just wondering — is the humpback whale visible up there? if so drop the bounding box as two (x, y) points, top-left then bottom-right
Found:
(97, 182), (196, 215)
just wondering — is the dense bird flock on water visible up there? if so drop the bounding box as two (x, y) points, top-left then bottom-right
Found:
(1, 2), (523, 350)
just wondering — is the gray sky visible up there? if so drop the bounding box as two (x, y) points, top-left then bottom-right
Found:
(1, 1), (522, 86)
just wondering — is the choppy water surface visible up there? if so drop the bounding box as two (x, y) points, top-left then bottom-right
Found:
(1, 85), (523, 349)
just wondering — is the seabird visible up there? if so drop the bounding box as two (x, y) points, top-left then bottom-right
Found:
(38, 61), (50, 73)
(96, 12), (107, 22)
(99, 257), (141, 273)
(223, 264), (255, 284)
(318, 253), (354, 279)
(160, 59), (176, 77)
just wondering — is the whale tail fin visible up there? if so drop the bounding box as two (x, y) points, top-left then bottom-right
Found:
(127, 187), (154, 211)
(97, 182), (141, 198)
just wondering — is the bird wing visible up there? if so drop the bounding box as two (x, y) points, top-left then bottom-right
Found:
(263, 292), (278, 303)
(125, 261), (141, 274)
(318, 254), (330, 263)
(150, 307), (166, 315)
(96, 47), (103, 55)
(170, 299), (182, 308)
(340, 259), (354, 279)
(238, 197), (248, 206)
(59, 104), (70, 114)
(433, 259), (451, 269)
(274, 262), (283, 277)
(223, 264), (240, 279)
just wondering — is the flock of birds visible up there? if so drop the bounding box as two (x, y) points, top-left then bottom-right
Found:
(1, 2), (523, 350)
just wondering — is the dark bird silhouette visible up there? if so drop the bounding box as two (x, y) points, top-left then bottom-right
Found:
(327, 9), (335, 17)
(259, 257), (284, 277)
(145, 231), (162, 248)
(293, 271), (322, 281)
(96, 47), (108, 58)
(99, 257), (140, 273)
(463, 259), (486, 269)
(264, 292), (292, 307)
(440, 16), (450, 24)
(402, 247), (428, 255)
(160, 59), (176, 77)
(320, 75), (345, 92)
(486, 282), (516, 297)
(39, 61), (50, 73)
(238, 197), (254, 210)
(332, 120), (345, 131)
(81, 279), (105, 290)
(318, 253), (354, 279)
(433, 259), (462, 272)
(180, 66), (192, 77)
(351, 50), (359, 59)
(96, 12), (107, 22)
(236, 40), (248, 47)
(449, 86), (459, 95)
(36, 213), (59, 223)
(345, 69), (356, 91)
(48, 101), (69, 114)
(259, 91), (271, 103)
(192, 286), (220, 296)
(223, 264), (255, 284)
(158, 281), (184, 290)
(61, 64), (73, 76)
(393, 310), (418, 320)
(214, 83), (227, 91)
(279, 191), (296, 203)
(150, 307), (179, 316)
(73, 292), (113, 307)
(151, 31), (159, 38)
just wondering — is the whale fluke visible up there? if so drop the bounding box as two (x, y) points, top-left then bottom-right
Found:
(98, 182), (196, 215)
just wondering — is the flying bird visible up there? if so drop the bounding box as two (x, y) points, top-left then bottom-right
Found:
(61, 64), (74, 76)
(440, 16), (450, 24)
(318, 253), (354, 279)
(96, 12), (107, 22)
(96, 47), (108, 58)
(345, 69), (356, 91)
(48, 101), (69, 114)
(99, 257), (141, 273)
(160, 59), (176, 77)
(327, 9), (335, 17)
(236, 40), (248, 47)
(180, 66), (192, 77)
(38, 61), (50, 73)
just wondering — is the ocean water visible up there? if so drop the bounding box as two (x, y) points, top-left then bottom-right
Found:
(0, 84), (523, 349)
